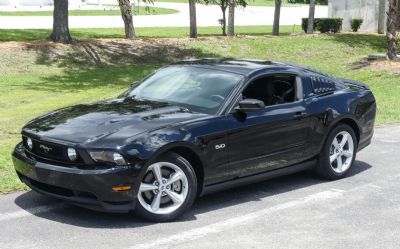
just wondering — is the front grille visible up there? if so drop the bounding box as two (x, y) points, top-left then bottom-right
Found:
(17, 173), (97, 200)
(29, 176), (74, 197)
(22, 136), (83, 166)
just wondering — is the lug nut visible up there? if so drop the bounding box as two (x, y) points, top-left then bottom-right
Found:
(155, 182), (159, 186)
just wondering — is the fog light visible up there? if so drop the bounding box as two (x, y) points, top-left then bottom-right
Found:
(67, 148), (77, 161)
(26, 138), (33, 150)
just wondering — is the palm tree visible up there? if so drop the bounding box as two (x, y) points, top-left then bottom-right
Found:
(272, 0), (281, 36)
(387, 0), (399, 60)
(189, 0), (198, 38)
(118, 0), (136, 39)
(48, 0), (72, 43)
(307, 0), (316, 34)
(227, 0), (235, 36)
(378, 0), (386, 34)
(203, 0), (246, 36)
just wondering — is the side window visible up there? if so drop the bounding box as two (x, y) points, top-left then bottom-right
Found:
(310, 75), (336, 94)
(242, 74), (297, 106)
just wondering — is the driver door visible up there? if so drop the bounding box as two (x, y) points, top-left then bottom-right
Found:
(226, 74), (313, 178)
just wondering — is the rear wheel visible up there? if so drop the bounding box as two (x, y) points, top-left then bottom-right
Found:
(135, 152), (197, 222)
(315, 124), (357, 180)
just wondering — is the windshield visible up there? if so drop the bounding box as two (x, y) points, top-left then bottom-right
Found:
(127, 66), (243, 114)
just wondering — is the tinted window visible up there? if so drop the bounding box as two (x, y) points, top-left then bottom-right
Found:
(128, 66), (242, 114)
(243, 75), (296, 106)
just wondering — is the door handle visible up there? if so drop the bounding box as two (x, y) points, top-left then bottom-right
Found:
(294, 111), (307, 119)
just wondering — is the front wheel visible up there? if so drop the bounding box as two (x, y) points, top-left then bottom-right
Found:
(135, 152), (197, 222)
(315, 124), (357, 180)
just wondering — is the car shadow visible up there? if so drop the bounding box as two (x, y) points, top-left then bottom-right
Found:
(14, 160), (372, 228)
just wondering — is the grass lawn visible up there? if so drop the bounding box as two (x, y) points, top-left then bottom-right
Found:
(0, 25), (302, 41)
(0, 27), (398, 193)
(0, 6), (178, 16)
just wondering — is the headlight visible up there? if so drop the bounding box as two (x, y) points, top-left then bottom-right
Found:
(26, 138), (33, 150)
(67, 148), (77, 161)
(89, 151), (127, 166)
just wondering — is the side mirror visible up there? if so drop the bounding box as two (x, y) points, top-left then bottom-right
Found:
(235, 99), (265, 113)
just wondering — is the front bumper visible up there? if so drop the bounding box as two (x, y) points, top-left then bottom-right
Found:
(12, 143), (142, 213)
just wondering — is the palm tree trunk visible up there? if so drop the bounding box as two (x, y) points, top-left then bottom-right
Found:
(272, 0), (281, 36)
(221, 6), (227, 36)
(387, 0), (399, 60)
(227, 0), (235, 37)
(307, 0), (316, 34)
(48, 0), (72, 43)
(378, 0), (386, 34)
(189, 0), (197, 38)
(118, 0), (136, 39)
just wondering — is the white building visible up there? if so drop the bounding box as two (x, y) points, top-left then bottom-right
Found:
(0, 0), (85, 6)
(328, 0), (386, 33)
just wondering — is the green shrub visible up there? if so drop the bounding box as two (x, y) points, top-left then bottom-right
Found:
(317, 18), (343, 33)
(350, 18), (363, 32)
(302, 18), (343, 33)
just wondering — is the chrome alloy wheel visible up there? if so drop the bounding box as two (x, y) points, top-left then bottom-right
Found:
(329, 131), (354, 173)
(138, 162), (189, 215)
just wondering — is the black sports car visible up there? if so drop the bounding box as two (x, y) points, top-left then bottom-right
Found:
(13, 59), (376, 221)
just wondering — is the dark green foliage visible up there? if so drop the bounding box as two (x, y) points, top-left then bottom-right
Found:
(287, 0), (328, 4)
(316, 18), (343, 33)
(350, 18), (363, 32)
(302, 18), (343, 33)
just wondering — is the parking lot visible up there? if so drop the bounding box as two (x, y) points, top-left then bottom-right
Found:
(1, 125), (399, 249)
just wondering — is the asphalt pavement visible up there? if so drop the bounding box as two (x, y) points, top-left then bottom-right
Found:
(0, 125), (399, 249)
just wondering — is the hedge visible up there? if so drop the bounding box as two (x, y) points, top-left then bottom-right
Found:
(350, 18), (363, 32)
(302, 18), (343, 33)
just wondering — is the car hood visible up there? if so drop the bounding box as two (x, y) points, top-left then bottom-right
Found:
(22, 98), (207, 145)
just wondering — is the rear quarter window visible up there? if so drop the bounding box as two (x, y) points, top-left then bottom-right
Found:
(310, 75), (336, 94)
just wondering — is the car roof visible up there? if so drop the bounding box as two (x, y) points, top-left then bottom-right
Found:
(171, 58), (299, 75)
(171, 58), (330, 78)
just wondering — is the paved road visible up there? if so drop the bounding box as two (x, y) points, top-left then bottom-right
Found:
(0, 3), (328, 29)
(1, 125), (399, 249)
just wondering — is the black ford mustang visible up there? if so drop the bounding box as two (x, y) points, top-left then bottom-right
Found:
(12, 59), (376, 221)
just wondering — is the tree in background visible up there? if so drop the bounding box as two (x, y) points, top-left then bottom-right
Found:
(307, 0), (316, 34)
(189, 0), (197, 38)
(386, 0), (399, 60)
(203, 0), (247, 36)
(378, 0), (386, 34)
(227, 0), (235, 36)
(49, 0), (72, 43)
(287, 0), (327, 4)
(272, 0), (281, 36)
(118, 0), (136, 39)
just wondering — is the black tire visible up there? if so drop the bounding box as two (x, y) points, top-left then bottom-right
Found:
(134, 152), (197, 222)
(314, 124), (357, 180)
